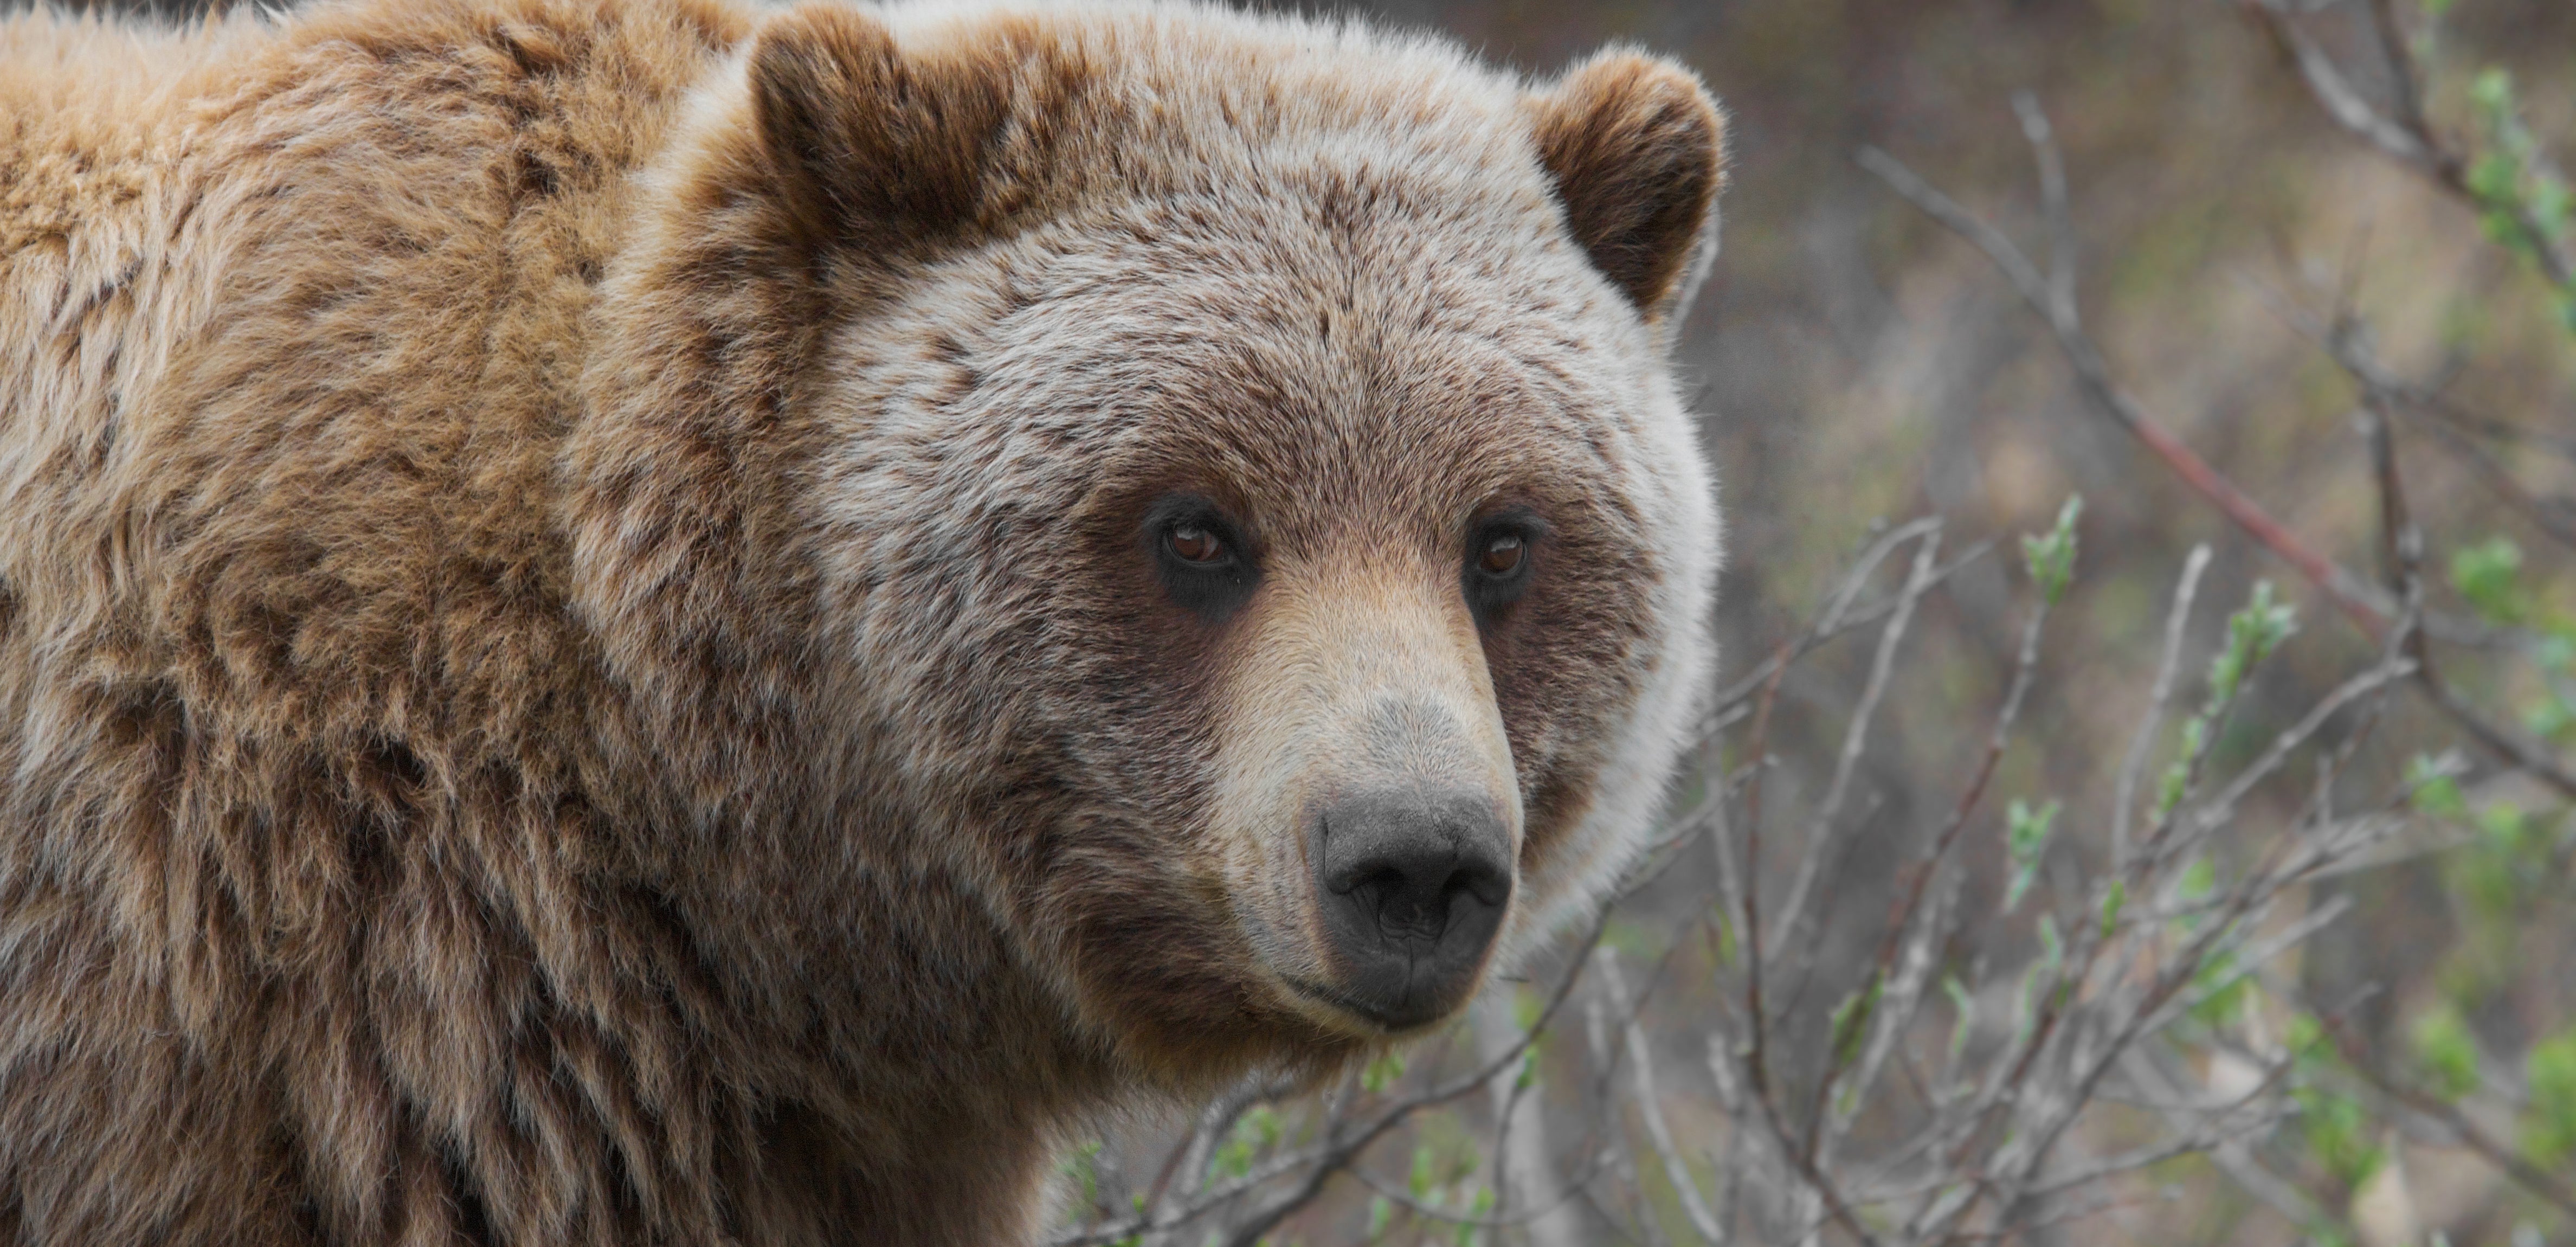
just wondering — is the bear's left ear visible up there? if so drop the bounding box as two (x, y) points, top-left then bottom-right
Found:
(1528, 51), (1727, 324)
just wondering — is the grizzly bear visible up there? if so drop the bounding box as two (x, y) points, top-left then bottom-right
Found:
(0, 0), (1724, 1242)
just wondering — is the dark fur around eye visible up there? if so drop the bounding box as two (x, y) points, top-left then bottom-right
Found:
(1463, 509), (1547, 619)
(1144, 496), (1259, 621)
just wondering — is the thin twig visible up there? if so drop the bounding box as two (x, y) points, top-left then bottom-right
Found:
(1600, 949), (1728, 1244)
(1772, 526), (1944, 953)
(1704, 519), (1963, 724)
(2113, 546), (2214, 867)
(2191, 658), (2418, 831)
(2011, 91), (2078, 326)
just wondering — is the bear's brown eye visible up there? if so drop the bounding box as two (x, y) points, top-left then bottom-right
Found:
(1168, 523), (1226, 564)
(1145, 496), (1257, 620)
(1461, 510), (1544, 620)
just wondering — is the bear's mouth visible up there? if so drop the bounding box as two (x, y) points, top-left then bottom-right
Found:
(1278, 972), (1439, 1033)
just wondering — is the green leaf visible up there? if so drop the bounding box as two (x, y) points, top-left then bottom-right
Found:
(2409, 1006), (2481, 1101)
(2523, 691), (2574, 742)
(1408, 1143), (1438, 1201)
(1709, 910), (1738, 970)
(2153, 713), (2213, 821)
(2531, 173), (2571, 235)
(1060, 1140), (1104, 1218)
(2004, 798), (2059, 912)
(1512, 984), (1545, 1032)
(2477, 800), (2530, 857)
(1366, 1195), (1393, 1239)
(2450, 536), (2526, 625)
(2180, 856), (2218, 903)
(1458, 1188), (1495, 1246)
(2154, 757), (2190, 820)
(2099, 879), (2126, 940)
(1209, 1104), (1281, 1178)
(1362, 1051), (1406, 1095)
(2011, 917), (2066, 1045)
(2187, 947), (2249, 1029)
(1943, 974), (1976, 1060)
(2019, 494), (2084, 605)
(1828, 974), (1884, 1070)
(1212, 1134), (1252, 1180)
(2286, 1011), (2327, 1063)
(2522, 1028), (2576, 1169)
(2207, 581), (2298, 706)
(2406, 754), (2469, 819)
(2297, 1083), (2386, 1189)
(2470, 66), (2514, 115)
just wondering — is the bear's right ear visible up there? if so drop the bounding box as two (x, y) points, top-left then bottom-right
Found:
(748, 4), (1019, 249)
(1529, 50), (1727, 324)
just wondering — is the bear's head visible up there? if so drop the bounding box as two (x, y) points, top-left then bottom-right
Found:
(570, 1), (1724, 1089)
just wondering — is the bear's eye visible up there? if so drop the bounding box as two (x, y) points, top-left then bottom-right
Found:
(1462, 510), (1545, 620)
(1167, 523), (1226, 565)
(1145, 496), (1259, 622)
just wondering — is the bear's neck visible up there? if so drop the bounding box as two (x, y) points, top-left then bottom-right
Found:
(1, 0), (1124, 1237)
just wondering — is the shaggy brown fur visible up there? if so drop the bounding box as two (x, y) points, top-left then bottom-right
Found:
(0, 1), (1727, 1242)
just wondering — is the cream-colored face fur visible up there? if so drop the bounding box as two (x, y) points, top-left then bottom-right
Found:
(1210, 552), (1525, 1034)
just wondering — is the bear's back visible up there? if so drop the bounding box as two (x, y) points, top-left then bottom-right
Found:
(0, 0), (748, 804)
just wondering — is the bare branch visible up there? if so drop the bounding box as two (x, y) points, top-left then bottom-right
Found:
(2244, 0), (2444, 173)
(1772, 525), (1943, 953)
(1704, 518), (1960, 725)
(1600, 949), (1728, 1245)
(2191, 657), (2417, 833)
(2010, 90), (2078, 326)
(2113, 545), (2213, 866)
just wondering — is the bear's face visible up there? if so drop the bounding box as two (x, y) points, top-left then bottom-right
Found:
(577, 2), (1724, 1085)
(770, 9), (1723, 1076)
(848, 188), (1696, 1048)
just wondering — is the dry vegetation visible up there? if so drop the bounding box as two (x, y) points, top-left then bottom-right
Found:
(1059, 2), (2576, 1243)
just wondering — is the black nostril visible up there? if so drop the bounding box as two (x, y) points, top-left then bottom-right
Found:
(1335, 850), (1509, 942)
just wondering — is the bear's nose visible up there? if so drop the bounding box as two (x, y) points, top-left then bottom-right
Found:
(1312, 789), (1512, 1030)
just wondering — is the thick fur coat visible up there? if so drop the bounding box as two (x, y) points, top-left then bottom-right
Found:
(0, 0), (1727, 1242)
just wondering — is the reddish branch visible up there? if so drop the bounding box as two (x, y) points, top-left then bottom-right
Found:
(1853, 144), (2393, 641)
(1857, 118), (2576, 801)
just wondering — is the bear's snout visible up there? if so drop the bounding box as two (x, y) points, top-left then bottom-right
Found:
(1312, 789), (1513, 1030)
